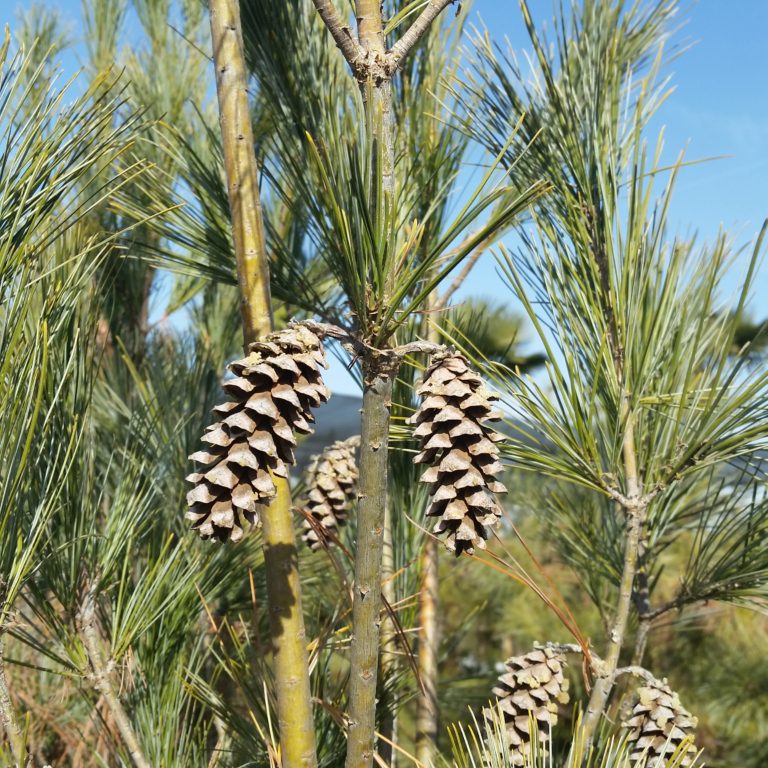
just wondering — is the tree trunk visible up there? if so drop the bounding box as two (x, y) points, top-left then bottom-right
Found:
(378, 503), (397, 766)
(415, 313), (442, 764)
(208, 2), (317, 766)
(345, 5), (397, 767)
(345, 363), (394, 768)
(415, 535), (440, 763)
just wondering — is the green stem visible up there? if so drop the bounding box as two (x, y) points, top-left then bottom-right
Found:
(415, 535), (440, 765)
(415, 310), (442, 765)
(345, 363), (394, 768)
(208, 2), (317, 766)
(582, 407), (644, 747)
(378, 503), (397, 767)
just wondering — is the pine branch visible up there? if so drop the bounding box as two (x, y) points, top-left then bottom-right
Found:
(583, 418), (646, 745)
(415, 302), (444, 765)
(310, 0), (366, 74)
(0, 631), (27, 768)
(415, 536), (440, 763)
(387, 0), (457, 71)
(209, 0), (272, 343)
(78, 586), (150, 768)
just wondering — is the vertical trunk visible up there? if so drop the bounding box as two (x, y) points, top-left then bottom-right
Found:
(208, 0), (271, 342)
(346, 5), (397, 766)
(378, 504), (397, 766)
(345, 364), (394, 768)
(356, 0), (395, 197)
(415, 535), (440, 763)
(415, 313), (441, 764)
(208, 2), (317, 766)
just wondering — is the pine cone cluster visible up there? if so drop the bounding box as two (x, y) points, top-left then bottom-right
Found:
(186, 325), (329, 542)
(300, 436), (360, 550)
(409, 352), (506, 554)
(624, 679), (698, 766)
(486, 647), (570, 765)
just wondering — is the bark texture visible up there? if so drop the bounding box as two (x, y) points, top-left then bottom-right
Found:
(209, 2), (317, 765)
(345, 365), (394, 768)
(209, 0), (271, 343)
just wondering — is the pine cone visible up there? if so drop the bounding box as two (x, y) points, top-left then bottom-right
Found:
(486, 647), (570, 765)
(300, 436), (360, 550)
(409, 351), (506, 554)
(624, 679), (698, 766)
(186, 325), (329, 542)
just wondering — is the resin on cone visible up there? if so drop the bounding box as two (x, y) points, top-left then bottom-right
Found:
(409, 351), (506, 554)
(624, 678), (698, 766)
(486, 647), (570, 765)
(186, 325), (329, 542)
(300, 435), (360, 550)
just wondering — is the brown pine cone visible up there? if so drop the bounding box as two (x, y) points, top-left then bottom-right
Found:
(486, 647), (570, 765)
(409, 351), (506, 554)
(624, 678), (698, 766)
(300, 436), (360, 550)
(186, 325), (329, 542)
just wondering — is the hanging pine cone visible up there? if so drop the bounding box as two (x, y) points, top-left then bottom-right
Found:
(409, 351), (506, 554)
(300, 436), (360, 550)
(485, 647), (570, 765)
(186, 325), (330, 542)
(624, 678), (698, 766)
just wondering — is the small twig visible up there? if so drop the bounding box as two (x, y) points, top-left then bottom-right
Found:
(533, 641), (589, 657)
(602, 484), (661, 511)
(295, 319), (444, 361)
(644, 596), (686, 621)
(387, 0), (457, 72)
(614, 665), (657, 684)
(432, 247), (484, 314)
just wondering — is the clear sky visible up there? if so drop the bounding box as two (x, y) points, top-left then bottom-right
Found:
(4, 1), (768, 394)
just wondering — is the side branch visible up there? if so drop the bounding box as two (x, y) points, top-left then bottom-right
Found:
(387, 0), (457, 71)
(311, 0), (366, 72)
(432, 247), (484, 313)
(78, 586), (150, 768)
(0, 631), (27, 767)
(313, 0), (456, 79)
(614, 665), (657, 684)
(295, 319), (444, 360)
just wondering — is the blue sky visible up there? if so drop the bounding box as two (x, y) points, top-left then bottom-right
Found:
(4, 1), (768, 393)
